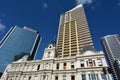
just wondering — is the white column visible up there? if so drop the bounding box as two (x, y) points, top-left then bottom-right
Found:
(67, 62), (71, 69)
(95, 59), (99, 67)
(86, 72), (89, 80)
(76, 73), (81, 80)
(84, 59), (87, 67)
(76, 60), (80, 68)
(60, 63), (63, 70)
(98, 72), (102, 80)
(53, 63), (56, 70)
(59, 74), (62, 80)
(102, 58), (107, 66)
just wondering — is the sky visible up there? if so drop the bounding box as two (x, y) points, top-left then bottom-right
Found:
(0, 0), (120, 60)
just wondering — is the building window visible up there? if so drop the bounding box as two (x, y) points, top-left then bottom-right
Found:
(101, 74), (107, 80)
(27, 65), (30, 71)
(11, 76), (14, 80)
(37, 65), (40, 70)
(23, 76), (26, 80)
(15, 76), (18, 80)
(56, 63), (59, 70)
(43, 75), (47, 80)
(49, 45), (52, 48)
(63, 75), (66, 80)
(48, 52), (51, 58)
(11, 66), (14, 71)
(15, 65), (18, 71)
(16, 65), (19, 71)
(63, 63), (67, 69)
(86, 61), (88, 66)
(82, 74), (86, 80)
(71, 62), (74, 69)
(88, 59), (93, 67)
(88, 74), (99, 80)
(97, 59), (103, 66)
(93, 60), (96, 66)
(19, 65), (22, 71)
(32, 65), (35, 71)
(45, 63), (49, 69)
(6, 76), (9, 80)
(55, 76), (58, 80)
(80, 60), (84, 67)
(71, 75), (75, 80)
(34, 76), (38, 80)
(28, 76), (31, 80)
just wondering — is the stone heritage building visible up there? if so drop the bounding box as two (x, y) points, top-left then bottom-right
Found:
(1, 42), (112, 80)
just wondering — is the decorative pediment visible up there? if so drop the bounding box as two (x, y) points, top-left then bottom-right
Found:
(80, 45), (96, 55)
(83, 51), (96, 55)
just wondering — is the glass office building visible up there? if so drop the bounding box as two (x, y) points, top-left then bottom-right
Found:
(101, 34), (120, 80)
(0, 26), (41, 72)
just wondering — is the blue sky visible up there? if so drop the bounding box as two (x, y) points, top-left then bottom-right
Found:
(0, 0), (120, 60)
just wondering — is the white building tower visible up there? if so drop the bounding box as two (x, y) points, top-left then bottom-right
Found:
(42, 42), (57, 60)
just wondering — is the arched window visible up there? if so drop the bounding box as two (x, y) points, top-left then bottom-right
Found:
(56, 63), (59, 69)
(63, 63), (67, 69)
(71, 62), (74, 69)
(37, 65), (40, 70)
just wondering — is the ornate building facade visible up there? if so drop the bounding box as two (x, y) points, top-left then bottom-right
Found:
(1, 43), (112, 80)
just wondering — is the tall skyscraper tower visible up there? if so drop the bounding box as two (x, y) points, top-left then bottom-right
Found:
(57, 5), (93, 57)
(0, 26), (41, 72)
(101, 34), (120, 80)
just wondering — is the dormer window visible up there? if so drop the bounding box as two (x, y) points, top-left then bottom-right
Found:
(47, 52), (51, 58)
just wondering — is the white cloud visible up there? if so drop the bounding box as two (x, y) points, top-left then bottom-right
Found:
(76, 0), (93, 5)
(43, 2), (48, 8)
(0, 22), (5, 32)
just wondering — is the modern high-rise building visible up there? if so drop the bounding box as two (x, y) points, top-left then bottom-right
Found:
(101, 34), (120, 80)
(0, 26), (41, 72)
(57, 4), (93, 57)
